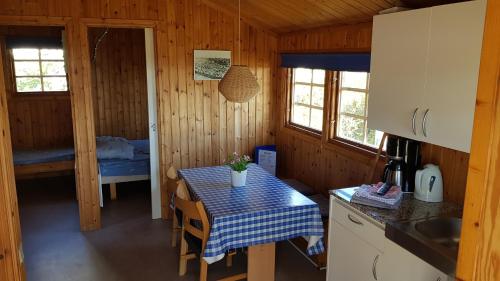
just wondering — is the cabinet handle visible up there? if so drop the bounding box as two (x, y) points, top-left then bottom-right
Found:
(422, 108), (430, 137)
(412, 108), (419, 135)
(347, 214), (363, 226)
(372, 254), (379, 280)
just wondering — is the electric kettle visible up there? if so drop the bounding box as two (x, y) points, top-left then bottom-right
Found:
(414, 164), (443, 202)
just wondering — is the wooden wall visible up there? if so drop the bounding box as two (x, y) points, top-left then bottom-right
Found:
(0, 26), (74, 150)
(0, 39), (24, 281)
(89, 28), (149, 140)
(276, 22), (470, 205)
(457, 0), (500, 278)
(0, 0), (278, 235)
(157, 0), (277, 173)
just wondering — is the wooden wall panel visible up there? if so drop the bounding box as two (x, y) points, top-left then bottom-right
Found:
(0, 37), (24, 281)
(0, 0), (278, 233)
(457, 0), (500, 278)
(89, 28), (149, 140)
(276, 22), (469, 205)
(0, 26), (74, 150)
(157, 0), (277, 175)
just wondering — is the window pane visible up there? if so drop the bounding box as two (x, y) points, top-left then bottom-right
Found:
(42, 61), (66, 75)
(311, 86), (324, 107)
(338, 115), (365, 143)
(292, 105), (310, 127)
(366, 129), (385, 148)
(12, 48), (39, 60)
(339, 90), (366, 116)
(310, 108), (323, 131)
(16, 77), (42, 92)
(293, 84), (311, 105)
(41, 49), (64, 60)
(294, 68), (312, 83)
(14, 61), (41, 76)
(341, 71), (367, 89)
(43, 77), (68, 91)
(312, 69), (325, 84)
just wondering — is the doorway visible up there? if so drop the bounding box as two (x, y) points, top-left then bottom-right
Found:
(87, 26), (161, 220)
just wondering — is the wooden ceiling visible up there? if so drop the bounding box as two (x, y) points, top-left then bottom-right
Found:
(203, 0), (397, 33)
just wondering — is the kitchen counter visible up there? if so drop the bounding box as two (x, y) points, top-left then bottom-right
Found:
(330, 187), (463, 275)
(330, 187), (462, 226)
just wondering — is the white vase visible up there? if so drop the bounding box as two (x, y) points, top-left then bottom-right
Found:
(231, 169), (247, 187)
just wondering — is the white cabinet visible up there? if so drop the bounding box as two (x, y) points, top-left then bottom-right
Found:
(328, 220), (382, 281)
(368, 1), (486, 153)
(327, 196), (452, 281)
(368, 8), (430, 140)
(379, 239), (451, 281)
(327, 197), (384, 281)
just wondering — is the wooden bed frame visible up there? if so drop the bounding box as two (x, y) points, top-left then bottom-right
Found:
(14, 160), (75, 179)
(97, 166), (150, 207)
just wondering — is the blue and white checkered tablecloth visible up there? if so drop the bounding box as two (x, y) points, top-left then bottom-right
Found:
(179, 163), (324, 264)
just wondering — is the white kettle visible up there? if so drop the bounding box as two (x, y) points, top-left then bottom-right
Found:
(414, 164), (443, 202)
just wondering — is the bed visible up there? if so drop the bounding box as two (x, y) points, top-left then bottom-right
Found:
(98, 139), (150, 207)
(13, 147), (75, 178)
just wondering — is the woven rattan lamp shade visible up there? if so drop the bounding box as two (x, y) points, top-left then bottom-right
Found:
(218, 65), (260, 103)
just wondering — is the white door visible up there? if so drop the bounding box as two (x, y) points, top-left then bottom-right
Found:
(145, 28), (161, 219)
(327, 221), (382, 281)
(420, 0), (486, 153)
(368, 8), (431, 140)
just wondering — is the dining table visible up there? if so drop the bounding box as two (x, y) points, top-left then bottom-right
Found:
(178, 163), (324, 281)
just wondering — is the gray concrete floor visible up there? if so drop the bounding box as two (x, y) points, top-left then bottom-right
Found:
(17, 176), (326, 281)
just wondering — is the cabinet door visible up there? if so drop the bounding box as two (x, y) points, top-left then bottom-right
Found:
(367, 9), (431, 140)
(327, 220), (382, 281)
(380, 239), (450, 281)
(422, 0), (486, 152)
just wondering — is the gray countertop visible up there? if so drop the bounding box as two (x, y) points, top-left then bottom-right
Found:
(330, 187), (463, 225)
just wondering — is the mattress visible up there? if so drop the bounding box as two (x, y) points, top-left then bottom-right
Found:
(13, 147), (75, 166)
(98, 140), (150, 177)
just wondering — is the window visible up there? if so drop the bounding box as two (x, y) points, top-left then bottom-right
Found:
(11, 48), (68, 93)
(335, 71), (384, 148)
(289, 68), (326, 132)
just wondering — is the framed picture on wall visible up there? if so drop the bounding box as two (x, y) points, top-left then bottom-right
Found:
(194, 50), (231, 80)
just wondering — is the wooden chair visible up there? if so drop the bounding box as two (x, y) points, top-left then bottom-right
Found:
(166, 166), (181, 247)
(175, 180), (246, 281)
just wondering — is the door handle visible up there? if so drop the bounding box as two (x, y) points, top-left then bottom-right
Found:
(412, 108), (418, 135)
(347, 214), (363, 226)
(422, 109), (430, 137)
(372, 254), (379, 280)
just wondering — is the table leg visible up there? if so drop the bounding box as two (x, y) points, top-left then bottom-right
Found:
(110, 183), (117, 200)
(247, 242), (276, 281)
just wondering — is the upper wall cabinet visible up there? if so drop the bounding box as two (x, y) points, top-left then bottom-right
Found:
(367, 0), (486, 153)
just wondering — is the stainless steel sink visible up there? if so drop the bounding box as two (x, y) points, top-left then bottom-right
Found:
(415, 217), (462, 250)
(385, 216), (463, 275)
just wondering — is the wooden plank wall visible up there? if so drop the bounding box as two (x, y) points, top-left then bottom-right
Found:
(0, 37), (24, 281)
(457, 0), (500, 278)
(89, 28), (149, 140)
(276, 22), (470, 205)
(0, 26), (73, 149)
(0, 0), (278, 235)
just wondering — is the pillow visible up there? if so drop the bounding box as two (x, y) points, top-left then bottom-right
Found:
(96, 136), (135, 160)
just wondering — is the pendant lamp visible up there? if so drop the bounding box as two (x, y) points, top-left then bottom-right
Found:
(218, 0), (259, 103)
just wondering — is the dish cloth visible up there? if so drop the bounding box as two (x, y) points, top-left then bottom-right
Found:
(351, 182), (403, 209)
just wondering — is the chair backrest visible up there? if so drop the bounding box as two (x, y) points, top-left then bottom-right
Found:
(174, 180), (210, 252)
(166, 166), (178, 194)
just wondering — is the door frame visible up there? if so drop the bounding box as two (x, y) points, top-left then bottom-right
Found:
(80, 18), (162, 219)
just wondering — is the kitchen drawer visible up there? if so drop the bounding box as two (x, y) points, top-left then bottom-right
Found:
(330, 196), (386, 251)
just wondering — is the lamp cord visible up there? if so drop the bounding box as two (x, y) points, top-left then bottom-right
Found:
(238, 0), (241, 64)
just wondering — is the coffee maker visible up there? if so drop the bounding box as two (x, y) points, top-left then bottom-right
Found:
(382, 135), (421, 192)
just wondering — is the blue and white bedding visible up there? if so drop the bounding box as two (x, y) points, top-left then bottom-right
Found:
(98, 139), (150, 177)
(13, 147), (75, 166)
